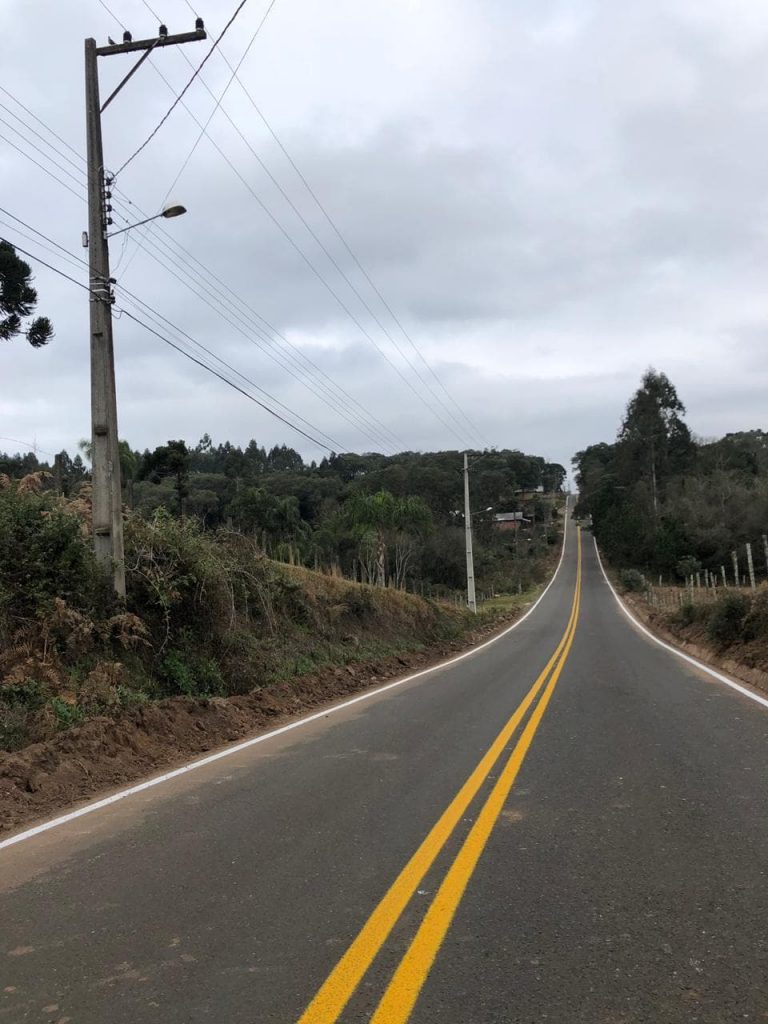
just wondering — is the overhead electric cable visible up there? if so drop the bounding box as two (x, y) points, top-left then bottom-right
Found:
(122, 8), (469, 445)
(119, 61), (468, 445)
(0, 71), (402, 452)
(0, 230), (340, 452)
(120, 309), (335, 452)
(0, 236), (92, 294)
(0, 437), (57, 458)
(0, 131), (83, 202)
(114, 0), (258, 177)
(179, 0), (490, 447)
(0, 94), (400, 450)
(0, 207), (373, 451)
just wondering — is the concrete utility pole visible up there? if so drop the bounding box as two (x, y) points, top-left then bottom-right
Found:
(84, 22), (206, 597)
(463, 452), (477, 614)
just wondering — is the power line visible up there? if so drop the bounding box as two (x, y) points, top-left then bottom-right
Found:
(0, 217), (87, 274)
(125, 219), (403, 451)
(116, 290), (344, 451)
(108, 214), (399, 452)
(0, 98), (401, 451)
(0, 67), (484, 445)
(0, 214), (347, 450)
(148, 0), (278, 201)
(0, 84), (84, 164)
(0, 130), (83, 202)
(120, 309), (334, 452)
(0, 99), (84, 177)
(114, 0), (259, 177)
(0, 236), (92, 294)
(152, 15), (477, 448)
(0, 437), (57, 458)
(120, 55), (468, 445)
(127, 8), (471, 445)
(179, 0), (490, 448)
(0, 227), (340, 452)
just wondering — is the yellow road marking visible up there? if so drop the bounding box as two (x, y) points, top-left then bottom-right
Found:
(297, 530), (581, 1024)
(369, 529), (582, 1024)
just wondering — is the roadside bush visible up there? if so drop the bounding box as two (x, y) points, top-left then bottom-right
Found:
(0, 488), (111, 627)
(743, 585), (768, 643)
(157, 648), (225, 697)
(706, 592), (750, 649)
(672, 601), (709, 627)
(619, 568), (645, 593)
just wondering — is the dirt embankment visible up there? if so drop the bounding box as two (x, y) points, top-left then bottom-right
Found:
(621, 592), (768, 697)
(0, 611), (518, 837)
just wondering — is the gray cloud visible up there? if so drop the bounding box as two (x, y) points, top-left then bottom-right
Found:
(1, 0), (767, 474)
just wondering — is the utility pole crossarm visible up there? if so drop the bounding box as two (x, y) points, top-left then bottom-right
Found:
(95, 28), (206, 57)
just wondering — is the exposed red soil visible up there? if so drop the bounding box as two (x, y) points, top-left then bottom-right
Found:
(0, 613), (518, 837)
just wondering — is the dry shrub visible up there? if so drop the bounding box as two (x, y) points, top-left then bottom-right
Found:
(103, 612), (150, 649)
(43, 597), (96, 657)
(16, 470), (53, 495)
(79, 661), (126, 709)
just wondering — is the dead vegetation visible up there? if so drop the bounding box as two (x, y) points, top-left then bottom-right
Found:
(0, 482), (481, 754)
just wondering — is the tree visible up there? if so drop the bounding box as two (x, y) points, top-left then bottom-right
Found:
(617, 368), (693, 519)
(343, 490), (432, 587)
(0, 241), (53, 347)
(139, 440), (190, 516)
(542, 462), (567, 493)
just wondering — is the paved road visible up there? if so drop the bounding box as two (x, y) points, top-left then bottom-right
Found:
(2, 520), (768, 1023)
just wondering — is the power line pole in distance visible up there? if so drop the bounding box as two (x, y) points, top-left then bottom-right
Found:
(84, 21), (206, 596)
(464, 451), (476, 613)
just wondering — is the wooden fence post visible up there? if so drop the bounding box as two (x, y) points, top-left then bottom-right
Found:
(746, 543), (756, 590)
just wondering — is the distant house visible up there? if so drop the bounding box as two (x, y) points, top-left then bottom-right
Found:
(493, 511), (531, 532)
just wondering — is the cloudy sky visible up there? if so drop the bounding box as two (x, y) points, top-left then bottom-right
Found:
(1, 0), (767, 472)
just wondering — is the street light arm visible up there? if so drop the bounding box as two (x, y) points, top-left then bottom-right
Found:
(106, 204), (186, 237)
(106, 212), (162, 237)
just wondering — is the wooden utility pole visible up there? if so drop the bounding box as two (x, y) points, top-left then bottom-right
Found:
(84, 22), (206, 596)
(746, 542), (756, 590)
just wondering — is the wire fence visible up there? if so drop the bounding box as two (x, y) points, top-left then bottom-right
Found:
(636, 535), (768, 610)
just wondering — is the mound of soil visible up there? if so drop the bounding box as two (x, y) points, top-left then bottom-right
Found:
(0, 614), (514, 837)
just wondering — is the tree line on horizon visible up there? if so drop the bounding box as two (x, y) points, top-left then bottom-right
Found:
(1, 441), (567, 598)
(573, 369), (768, 579)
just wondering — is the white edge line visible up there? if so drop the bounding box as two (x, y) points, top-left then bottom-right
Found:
(594, 536), (768, 711)
(0, 505), (572, 852)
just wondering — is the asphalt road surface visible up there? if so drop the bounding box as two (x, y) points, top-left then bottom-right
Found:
(2, 520), (768, 1023)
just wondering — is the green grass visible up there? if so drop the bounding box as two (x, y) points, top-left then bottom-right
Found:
(479, 591), (535, 615)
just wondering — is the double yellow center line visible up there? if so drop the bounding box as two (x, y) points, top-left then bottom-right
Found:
(298, 528), (582, 1024)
